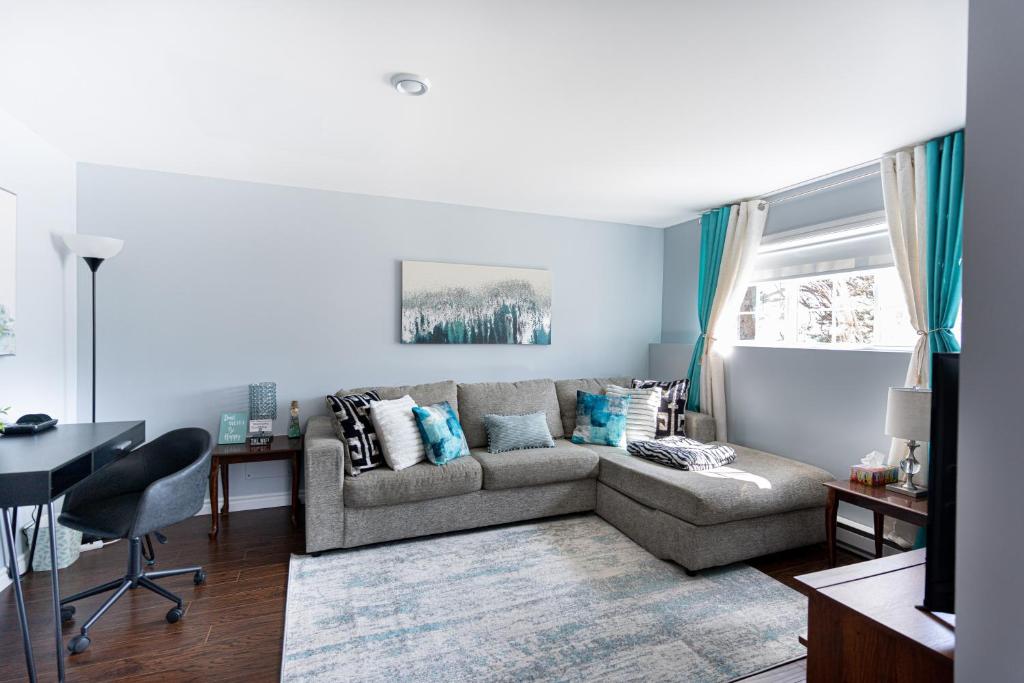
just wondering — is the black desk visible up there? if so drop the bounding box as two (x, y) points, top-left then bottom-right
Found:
(1, 421), (145, 683)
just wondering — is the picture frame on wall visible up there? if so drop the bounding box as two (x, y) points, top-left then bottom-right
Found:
(401, 260), (552, 345)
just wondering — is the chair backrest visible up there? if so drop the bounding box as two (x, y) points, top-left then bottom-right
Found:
(130, 427), (213, 537)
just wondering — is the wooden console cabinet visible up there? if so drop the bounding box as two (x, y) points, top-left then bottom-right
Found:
(796, 549), (954, 682)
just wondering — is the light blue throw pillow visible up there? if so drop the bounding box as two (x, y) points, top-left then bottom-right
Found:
(411, 401), (469, 465)
(571, 390), (631, 447)
(482, 412), (555, 454)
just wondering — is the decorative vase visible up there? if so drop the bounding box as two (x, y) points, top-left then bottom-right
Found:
(288, 400), (301, 439)
(248, 382), (277, 420)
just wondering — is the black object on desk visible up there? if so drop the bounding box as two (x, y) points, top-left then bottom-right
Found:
(0, 420), (145, 683)
(1, 414), (59, 436)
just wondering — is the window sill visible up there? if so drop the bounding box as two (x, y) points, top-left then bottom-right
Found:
(728, 342), (914, 354)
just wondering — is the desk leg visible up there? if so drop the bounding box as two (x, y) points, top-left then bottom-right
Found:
(47, 502), (66, 682)
(826, 489), (839, 568)
(221, 462), (230, 514)
(208, 460), (219, 538)
(290, 454), (299, 528)
(2, 507), (37, 683)
(873, 511), (885, 558)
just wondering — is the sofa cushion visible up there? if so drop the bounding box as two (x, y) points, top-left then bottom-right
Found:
(457, 379), (563, 448)
(591, 443), (832, 525)
(341, 380), (458, 414)
(344, 457), (482, 508)
(470, 441), (599, 490)
(554, 377), (632, 436)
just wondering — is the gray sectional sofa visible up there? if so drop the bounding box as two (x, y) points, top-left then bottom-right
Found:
(304, 377), (833, 572)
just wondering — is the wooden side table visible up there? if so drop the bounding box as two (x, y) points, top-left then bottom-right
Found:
(209, 435), (303, 538)
(823, 480), (928, 567)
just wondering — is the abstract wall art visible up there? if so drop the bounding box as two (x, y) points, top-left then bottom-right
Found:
(0, 188), (15, 356)
(401, 261), (551, 345)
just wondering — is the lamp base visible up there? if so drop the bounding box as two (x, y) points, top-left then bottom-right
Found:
(886, 482), (928, 498)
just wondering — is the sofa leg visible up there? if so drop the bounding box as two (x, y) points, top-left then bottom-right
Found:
(683, 567), (698, 577)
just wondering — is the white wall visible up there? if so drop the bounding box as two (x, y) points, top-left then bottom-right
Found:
(661, 173), (908, 528)
(956, 1), (1024, 678)
(0, 107), (77, 586)
(75, 163), (664, 510)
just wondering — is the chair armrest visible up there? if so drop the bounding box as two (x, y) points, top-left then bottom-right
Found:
(304, 416), (346, 553)
(685, 410), (717, 443)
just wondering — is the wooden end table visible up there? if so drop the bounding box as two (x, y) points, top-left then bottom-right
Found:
(209, 435), (303, 538)
(824, 479), (928, 567)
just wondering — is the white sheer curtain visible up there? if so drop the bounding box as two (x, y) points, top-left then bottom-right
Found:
(701, 199), (769, 442)
(880, 147), (929, 547)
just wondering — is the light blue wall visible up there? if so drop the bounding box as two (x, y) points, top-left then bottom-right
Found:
(0, 107), (77, 584)
(661, 172), (908, 528)
(75, 164), (664, 506)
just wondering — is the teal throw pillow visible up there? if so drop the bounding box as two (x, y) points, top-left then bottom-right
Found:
(482, 412), (555, 453)
(411, 401), (469, 465)
(571, 390), (631, 448)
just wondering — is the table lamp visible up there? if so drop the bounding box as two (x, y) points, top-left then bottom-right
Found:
(62, 234), (125, 423)
(884, 386), (932, 498)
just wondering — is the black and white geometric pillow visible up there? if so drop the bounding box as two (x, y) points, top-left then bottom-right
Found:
(325, 391), (383, 477)
(631, 379), (690, 438)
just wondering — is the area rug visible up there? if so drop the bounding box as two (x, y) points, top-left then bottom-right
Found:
(281, 515), (807, 682)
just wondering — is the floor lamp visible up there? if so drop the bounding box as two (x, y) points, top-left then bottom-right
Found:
(62, 234), (124, 423)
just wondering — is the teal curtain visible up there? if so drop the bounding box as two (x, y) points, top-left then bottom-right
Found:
(925, 130), (964, 356)
(912, 131), (964, 550)
(685, 206), (731, 412)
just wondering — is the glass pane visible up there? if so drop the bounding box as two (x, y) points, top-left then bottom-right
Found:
(757, 282), (787, 342)
(835, 307), (875, 344)
(797, 307), (832, 344)
(740, 286), (756, 313)
(842, 274), (876, 307)
(799, 279), (833, 310)
(737, 313), (756, 340)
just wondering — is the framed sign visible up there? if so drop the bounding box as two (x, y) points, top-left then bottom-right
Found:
(218, 412), (248, 445)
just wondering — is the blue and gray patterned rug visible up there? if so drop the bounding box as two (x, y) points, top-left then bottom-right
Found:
(282, 515), (807, 682)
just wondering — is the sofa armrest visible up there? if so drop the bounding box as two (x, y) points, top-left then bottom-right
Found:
(303, 415), (346, 553)
(685, 410), (717, 443)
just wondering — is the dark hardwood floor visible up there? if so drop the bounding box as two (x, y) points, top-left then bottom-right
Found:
(1, 507), (861, 682)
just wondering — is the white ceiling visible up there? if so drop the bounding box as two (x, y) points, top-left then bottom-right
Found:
(0, 1), (967, 228)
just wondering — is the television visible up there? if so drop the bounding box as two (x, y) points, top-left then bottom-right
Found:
(922, 352), (959, 614)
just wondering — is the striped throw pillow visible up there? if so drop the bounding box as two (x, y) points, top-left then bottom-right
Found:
(605, 385), (662, 443)
(369, 395), (426, 471)
(482, 412), (555, 453)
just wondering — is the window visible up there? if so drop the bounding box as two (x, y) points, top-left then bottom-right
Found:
(730, 212), (959, 351)
(735, 267), (917, 349)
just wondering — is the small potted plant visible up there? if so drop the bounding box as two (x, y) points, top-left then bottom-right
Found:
(0, 405), (9, 434)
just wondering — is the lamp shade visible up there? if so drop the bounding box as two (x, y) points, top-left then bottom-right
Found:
(884, 387), (932, 442)
(62, 234), (124, 260)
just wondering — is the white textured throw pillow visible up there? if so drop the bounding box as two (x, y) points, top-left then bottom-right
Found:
(369, 395), (426, 471)
(605, 385), (662, 443)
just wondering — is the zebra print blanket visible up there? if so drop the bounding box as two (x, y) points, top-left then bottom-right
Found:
(627, 436), (736, 471)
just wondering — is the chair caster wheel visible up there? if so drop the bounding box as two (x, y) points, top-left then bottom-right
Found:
(68, 634), (91, 654)
(193, 570), (207, 585)
(166, 607), (184, 623)
(61, 605), (76, 622)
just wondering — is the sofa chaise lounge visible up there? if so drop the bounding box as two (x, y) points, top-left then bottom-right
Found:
(304, 377), (833, 572)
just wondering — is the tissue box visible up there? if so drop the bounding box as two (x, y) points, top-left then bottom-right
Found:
(850, 465), (900, 486)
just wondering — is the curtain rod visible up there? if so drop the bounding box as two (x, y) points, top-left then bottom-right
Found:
(693, 157), (881, 216)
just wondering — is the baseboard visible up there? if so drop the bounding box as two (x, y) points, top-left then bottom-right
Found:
(835, 515), (905, 559)
(197, 488), (305, 516)
(0, 547), (31, 595)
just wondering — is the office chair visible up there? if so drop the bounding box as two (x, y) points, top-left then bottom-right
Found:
(58, 428), (213, 654)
